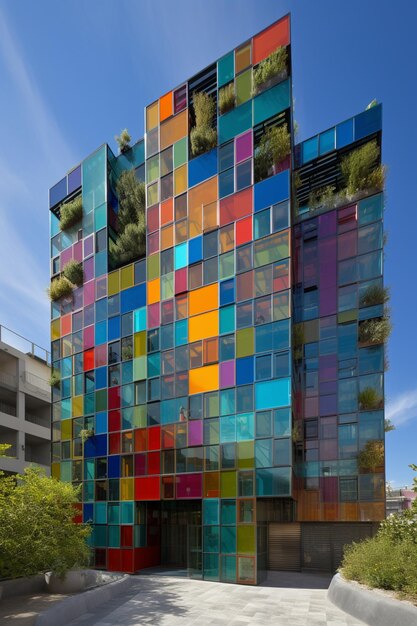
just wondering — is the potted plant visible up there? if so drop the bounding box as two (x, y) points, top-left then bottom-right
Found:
(115, 128), (131, 154)
(253, 46), (288, 94)
(190, 91), (217, 157)
(358, 387), (384, 410)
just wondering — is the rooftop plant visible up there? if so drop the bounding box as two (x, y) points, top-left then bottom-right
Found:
(360, 284), (389, 307)
(218, 83), (235, 115)
(62, 259), (84, 287)
(48, 275), (73, 301)
(115, 128), (131, 154)
(359, 316), (391, 345)
(341, 140), (385, 197)
(190, 91), (217, 157)
(384, 418), (395, 432)
(254, 124), (291, 182)
(60, 196), (82, 231)
(253, 46), (287, 91)
(358, 386), (384, 410)
(110, 170), (146, 266)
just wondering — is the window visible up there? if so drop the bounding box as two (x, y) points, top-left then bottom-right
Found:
(236, 160), (251, 191)
(219, 141), (234, 171)
(304, 419), (318, 439)
(340, 477), (358, 502)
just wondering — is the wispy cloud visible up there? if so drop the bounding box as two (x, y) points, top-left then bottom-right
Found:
(386, 389), (417, 427)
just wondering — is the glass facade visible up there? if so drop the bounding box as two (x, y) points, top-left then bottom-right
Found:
(49, 13), (385, 583)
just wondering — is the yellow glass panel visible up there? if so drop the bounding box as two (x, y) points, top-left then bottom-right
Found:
(174, 164), (187, 196)
(188, 177), (218, 238)
(147, 182), (159, 207)
(203, 200), (218, 231)
(338, 310), (357, 324)
(236, 328), (254, 357)
(147, 253), (160, 280)
(221, 471), (237, 497)
(189, 283), (218, 317)
(120, 478), (134, 500)
(51, 463), (60, 479)
(51, 319), (60, 340)
(161, 224), (173, 250)
(235, 43), (251, 74)
(160, 110), (187, 151)
(147, 278), (160, 305)
(108, 270), (120, 296)
(120, 264), (134, 290)
(189, 364), (219, 395)
(220, 223), (235, 253)
(188, 310), (218, 343)
(72, 395), (83, 418)
(61, 420), (72, 440)
(146, 101), (159, 131)
(237, 441), (254, 469)
(134, 331), (147, 357)
(237, 525), (255, 554)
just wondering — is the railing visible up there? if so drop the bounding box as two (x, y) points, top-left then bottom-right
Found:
(0, 325), (50, 364)
(23, 371), (51, 397)
(0, 401), (17, 417)
(0, 371), (17, 389)
(25, 412), (50, 429)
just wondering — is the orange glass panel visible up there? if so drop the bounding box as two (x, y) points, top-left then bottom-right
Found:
(189, 364), (219, 394)
(203, 337), (218, 364)
(161, 225), (174, 250)
(204, 472), (220, 497)
(188, 177), (218, 238)
(159, 91), (173, 122)
(61, 314), (71, 336)
(203, 200), (218, 232)
(175, 219), (188, 244)
(188, 310), (218, 342)
(146, 101), (159, 131)
(235, 43), (251, 73)
(147, 278), (160, 305)
(188, 283), (218, 316)
(160, 110), (187, 150)
(252, 15), (290, 65)
(339, 503), (359, 521)
(161, 198), (174, 225)
(174, 164), (187, 196)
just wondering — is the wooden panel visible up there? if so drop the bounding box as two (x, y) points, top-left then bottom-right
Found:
(268, 523), (300, 571)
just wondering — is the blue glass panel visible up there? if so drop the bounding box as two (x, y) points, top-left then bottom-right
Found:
(358, 193), (383, 225)
(254, 171), (289, 212)
(302, 136), (318, 163)
(117, 140), (145, 170)
(218, 101), (252, 145)
(175, 319), (188, 346)
(95, 412), (107, 434)
(108, 316), (121, 341)
(256, 467), (291, 496)
(96, 298), (107, 322)
(255, 378), (290, 410)
(218, 52), (234, 88)
(121, 284), (146, 313)
(220, 279), (235, 306)
(236, 356), (254, 386)
(319, 128), (335, 155)
(354, 105), (382, 141)
(49, 177), (67, 208)
(188, 148), (217, 188)
(219, 168), (234, 198)
(95, 367), (107, 390)
(108, 455), (120, 478)
(83, 503), (94, 523)
(188, 236), (203, 265)
(84, 434), (107, 458)
(174, 243), (188, 270)
(147, 353), (160, 377)
(67, 165), (81, 194)
(336, 119), (354, 149)
(253, 79), (290, 125)
(61, 356), (72, 378)
(95, 320), (107, 345)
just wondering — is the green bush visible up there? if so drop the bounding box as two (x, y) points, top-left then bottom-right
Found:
(0, 467), (90, 578)
(253, 46), (287, 90)
(379, 506), (417, 545)
(341, 140), (385, 196)
(115, 128), (131, 153)
(190, 91), (217, 156)
(254, 124), (291, 182)
(357, 439), (384, 471)
(360, 284), (389, 307)
(110, 170), (146, 266)
(359, 317), (391, 344)
(62, 260), (84, 286)
(110, 222), (146, 265)
(49, 370), (61, 388)
(60, 196), (83, 231)
(219, 83), (235, 115)
(48, 276), (73, 301)
(358, 386), (384, 410)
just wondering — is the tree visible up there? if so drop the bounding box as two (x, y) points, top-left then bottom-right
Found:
(357, 440), (384, 471)
(0, 467), (90, 578)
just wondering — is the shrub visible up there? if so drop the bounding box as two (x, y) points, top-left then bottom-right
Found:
(358, 387), (384, 410)
(254, 124), (291, 182)
(218, 83), (235, 115)
(0, 443), (12, 457)
(62, 260), (84, 286)
(379, 506), (417, 545)
(308, 185), (347, 212)
(110, 170), (146, 266)
(48, 276), (73, 301)
(341, 140), (385, 197)
(359, 317), (391, 344)
(357, 439), (384, 471)
(360, 284), (389, 307)
(0, 467), (90, 578)
(60, 196), (83, 231)
(253, 46), (287, 90)
(49, 370), (61, 388)
(115, 128), (131, 154)
(190, 91), (217, 156)
(111, 222), (146, 266)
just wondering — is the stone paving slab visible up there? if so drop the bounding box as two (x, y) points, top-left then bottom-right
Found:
(66, 572), (365, 626)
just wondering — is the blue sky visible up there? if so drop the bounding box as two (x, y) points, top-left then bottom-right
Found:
(0, 0), (416, 486)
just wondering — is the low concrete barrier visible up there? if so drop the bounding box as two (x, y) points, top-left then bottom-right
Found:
(328, 573), (417, 626)
(0, 574), (45, 599)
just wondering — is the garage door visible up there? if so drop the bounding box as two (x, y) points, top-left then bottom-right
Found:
(268, 523), (301, 571)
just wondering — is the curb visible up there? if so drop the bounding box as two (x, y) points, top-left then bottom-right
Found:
(34, 574), (133, 626)
(327, 573), (417, 626)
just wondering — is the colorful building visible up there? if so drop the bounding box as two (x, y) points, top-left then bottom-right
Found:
(49, 14), (386, 583)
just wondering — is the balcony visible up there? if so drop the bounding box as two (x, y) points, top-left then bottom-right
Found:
(23, 371), (51, 402)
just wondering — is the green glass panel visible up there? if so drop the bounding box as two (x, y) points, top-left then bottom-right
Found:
(161, 273), (174, 300)
(219, 251), (234, 280)
(60, 461), (72, 482)
(83, 481), (94, 502)
(236, 327), (254, 358)
(82, 146), (106, 213)
(253, 79), (290, 126)
(236, 70), (252, 106)
(96, 390), (107, 412)
(203, 499), (219, 525)
(94, 203), (107, 231)
(254, 231), (289, 267)
(218, 101), (252, 145)
(221, 526), (236, 554)
(256, 467), (291, 496)
(221, 471), (237, 497)
(108, 525), (120, 548)
(218, 52), (234, 88)
(147, 155), (159, 183)
(237, 525), (255, 554)
(173, 137), (187, 168)
(147, 182), (159, 206)
(237, 441), (254, 468)
(134, 525), (146, 547)
(133, 356), (147, 381)
(147, 253), (160, 280)
(92, 525), (107, 547)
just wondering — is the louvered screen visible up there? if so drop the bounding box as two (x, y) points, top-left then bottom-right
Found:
(268, 523), (301, 571)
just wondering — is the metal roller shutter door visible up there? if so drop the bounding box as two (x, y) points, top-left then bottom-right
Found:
(268, 523), (301, 571)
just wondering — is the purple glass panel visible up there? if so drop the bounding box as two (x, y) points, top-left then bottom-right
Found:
(304, 396), (318, 418)
(67, 165), (81, 194)
(60, 247), (73, 267)
(188, 420), (203, 446)
(84, 257), (95, 282)
(220, 361), (235, 388)
(148, 303), (160, 329)
(73, 287), (83, 311)
(135, 453), (147, 475)
(83, 280), (95, 307)
(83, 325), (94, 350)
(174, 85), (187, 114)
(49, 177), (67, 208)
(84, 235), (94, 259)
(176, 473), (202, 498)
(73, 241), (83, 263)
(320, 381), (337, 395)
(235, 131), (253, 163)
(319, 237), (337, 316)
(319, 355), (337, 381)
(96, 276), (107, 300)
(319, 440), (338, 461)
(319, 394), (337, 416)
(320, 476), (338, 502)
(318, 210), (337, 238)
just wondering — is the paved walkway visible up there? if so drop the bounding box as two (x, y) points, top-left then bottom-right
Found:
(67, 571), (365, 626)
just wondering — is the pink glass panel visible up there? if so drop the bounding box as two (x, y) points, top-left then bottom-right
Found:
(73, 241), (83, 262)
(148, 303), (160, 329)
(235, 131), (253, 163)
(318, 210), (337, 238)
(147, 205), (159, 234)
(147, 232), (159, 255)
(83, 325), (94, 350)
(175, 268), (187, 294)
(188, 420), (203, 446)
(135, 453), (147, 475)
(319, 355), (337, 381)
(304, 396), (318, 418)
(84, 235), (94, 258)
(319, 440), (338, 461)
(338, 230), (357, 261)
(83, 280), (95, 307)
(95, 344), (107, 367)
(174, 85), (187, 114)
(220, 361), (235, 388)
(84, 257), (94, 282)
(338, 204), (357, 233)
(176, 473), (202, 498)
(60, 247), (73, 266)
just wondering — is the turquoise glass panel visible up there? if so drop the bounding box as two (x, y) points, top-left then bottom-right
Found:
(134, 308), (147, 332)
(203, 553), (219, 581)
(83, 481), (94, 501)
(220, 389), (235, 416)
(253, 79), (290, 126)
(92, 525), (107, 547)
(221, 499), (236, 525)
(95, 320), (107, 345)
(175, 320), (188, 346)
(108, 526), (120, 548)
(204, 525), (220, 552)
(218, 101), (252, 145)
(174, 242), (188, 270)
(147, 352), (160, 377)
(134, 525), (146, 547)
(203, 499), (219, 525)
(60, 461), (71, 482)
(218, 52), (234, 88)
(122, 360), (133, 384)
(121, 501), (134, 524)
(302, 136), (318, 163)
(50, 212), (60, 237)
(94, 502), (107, 524)
(319, 128), (335, 155)
(236, 413), (254, 441)
(220, 305), (235, 334)
(255, 438), (272, 468)
(95, 251), (107, 277)
(61, 357), (72, 378)
(94, 203), (107, 231)
(84, 459), (95, 480)
(61, 398), (71, 420)
(220, 415), (236, 442)
(274, 407), (291, 437)
(255, 378), (290, 410)
(358, 193), (383, 225)
(221, 526), (236, 553)
(256, 467), (291, 496)
(116, 140), (145, 171)
(84, 393), (95, 414)
(82, 145), (106, 213)
(221, 555), (236, 582)
(108, 503), (120, 524)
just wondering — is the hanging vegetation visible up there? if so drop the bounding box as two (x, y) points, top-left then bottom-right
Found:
(48, 276), (73, 302)
(109, 169), (146, 266)
(358, 387), (384, 410)
(62, 260), (84, 287)
(190, 91), (217, 157)
(359, 317), (391, 345)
